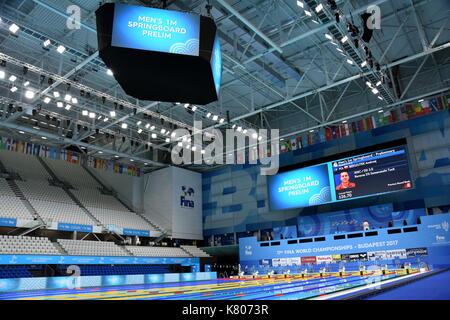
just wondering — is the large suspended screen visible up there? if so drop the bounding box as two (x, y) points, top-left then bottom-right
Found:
(268, 146), (413, 210)
(111, 3), (200, 56)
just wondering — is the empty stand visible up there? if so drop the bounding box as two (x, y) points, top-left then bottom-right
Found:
(0, 150), (51, 181)
(86, 207), (155, 231)
(0, 195), (36, 219)
(125, 246), (191, 257)
(0, 178), (16, 197)
(72, 186), (133, 211)
(0, 266), (36, 279)
(29, 199), (97, 225)
(16, 180), (74, 204)
(0, 150), (162, 233)
(57, 239), (131, 256)
(0, 235), (61, 255)
(181, 245), (211, 257)
(43, 158), (100, 188)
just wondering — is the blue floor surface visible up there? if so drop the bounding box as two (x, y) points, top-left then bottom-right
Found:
(366, 270), (450, 300)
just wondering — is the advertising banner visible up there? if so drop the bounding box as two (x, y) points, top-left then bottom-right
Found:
(301, 256), (317, 264)
(368, 251), (387, 261)
(0, 254), (200, 266)
(123, 229), (150, 237)
(406, 248), (428, 258)
(384, 249), (407, 260)
(0, 217), (17, 227)
(316, 255), (333, 264)
(57, 223), (93, 233)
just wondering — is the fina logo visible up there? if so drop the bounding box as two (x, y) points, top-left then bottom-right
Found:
(180, 186), (195, 208)
(442, 221), (449, 232)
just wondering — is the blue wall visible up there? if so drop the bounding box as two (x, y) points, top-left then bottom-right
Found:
(202, 110), (450, 237)
(0, 272), (217, 292)
(239, 214), (450, 271)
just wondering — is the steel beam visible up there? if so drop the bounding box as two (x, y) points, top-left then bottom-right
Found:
(214, 0), (283, 53)
(228, 41), (450, 123)
(0, 120), (167, 167)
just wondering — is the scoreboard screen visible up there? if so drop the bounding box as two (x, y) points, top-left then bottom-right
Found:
(111, 3), (200, 56)
(268, 146), (413, 210)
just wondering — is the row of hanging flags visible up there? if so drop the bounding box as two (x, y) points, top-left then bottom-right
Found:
(243, 93), (450, 163)
(1, 94), (448, 169)
(0, 138), (141, 177)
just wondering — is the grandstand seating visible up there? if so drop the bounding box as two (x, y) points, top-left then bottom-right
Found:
(181, 245), (211, 257)
(29, 199), (97, 225)
(0, 235), (61, 255)
(0, 150), (51, 181)
(57, 239), (130, 256)
(0, 265), (37, 279)
(42, 158), (99, 188)
(126, 246), (191, 257)
(0, 152), (158, 231)
(86, 207), (154, 231)
(16, 181), (73, 204)
(0, 178), (16, 197)
(0, 195), (35, 219)
(72, 187), (131, 211)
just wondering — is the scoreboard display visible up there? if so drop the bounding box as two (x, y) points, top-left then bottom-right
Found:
(96, 3), (221, 104)
(111, 4), (200, 56)
(268, 146), (413, 210)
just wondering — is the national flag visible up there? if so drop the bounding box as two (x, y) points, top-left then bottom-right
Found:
(444, 95), (450, 109)
(371, 116), (378, 129)
(413, 103), (423, 116)
(318, 130), (326, 143)
(405, 105), (415, 118)
(280, 141), (291, 153)
(249, 146), (258, 162)
(67, 151), (73, 163)
(72, 153), (79, 164)
(39, 145), (49, 157)
(236, 151), (245, 164)
(351, 122), (357, 134)
(61, 149), (67, 161)
(32, 144), (40, 156)
(325, 128), (332, 141)
(331, 126), (339, 138)
(390, 109), (400, 122)
(289, 138), (297, 151)
(8, 139), (17, 152)
(399, 106), (408, 121)
(266, 143), (272, 158)
(344, 124), (350, 136)
(356, 120), (362, 132)
(420, 99), (431, 114)
(17, 141), (24, 153)
(427, 98), (437, 112)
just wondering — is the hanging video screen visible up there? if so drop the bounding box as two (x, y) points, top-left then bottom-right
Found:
(111, 3), (200, 56)
(268, 146), (413, 210)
